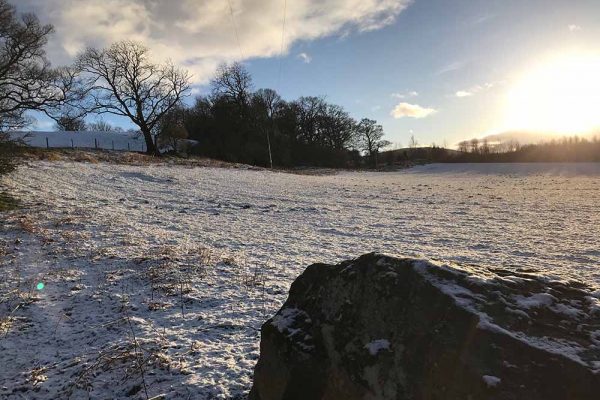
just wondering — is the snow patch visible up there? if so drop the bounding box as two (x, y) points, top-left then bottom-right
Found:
(365, 339), (390, 356)
(482, 375), (501, 387)
(512, 293), (556, 309)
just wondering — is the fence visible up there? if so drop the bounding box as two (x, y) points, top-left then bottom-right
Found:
(11, 131), (147, 152)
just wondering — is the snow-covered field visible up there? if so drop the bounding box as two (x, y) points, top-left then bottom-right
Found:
(1, 161), (599, 398)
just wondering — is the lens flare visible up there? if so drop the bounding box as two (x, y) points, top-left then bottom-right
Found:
(36, 282), (45, 291)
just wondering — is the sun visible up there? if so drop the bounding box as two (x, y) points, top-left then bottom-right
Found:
(503, 52), (600, 135)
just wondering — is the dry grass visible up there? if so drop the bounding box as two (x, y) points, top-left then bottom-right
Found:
(0, 240), (8, 257)
(15, 147), (264, 170)
(39, 151), (63, 161)
(62, 335), (171, 399)
(54, 216), (76, 227)
(17, 215), (37, 233)
(222, 254), (270, 289)
(0, 315), (16, 336)
(72, 152), (99, 163)
(26, 365), (49, 387)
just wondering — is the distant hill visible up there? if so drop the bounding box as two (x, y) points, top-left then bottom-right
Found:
(382, 147), (461, 157)
(475, 130), (598, 146)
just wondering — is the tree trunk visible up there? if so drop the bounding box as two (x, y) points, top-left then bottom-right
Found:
(141, 126), (160, 156)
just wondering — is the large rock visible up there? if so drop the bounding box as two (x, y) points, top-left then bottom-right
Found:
(250, 253), (600, 400)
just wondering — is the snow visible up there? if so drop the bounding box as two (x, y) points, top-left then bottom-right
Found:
(416, 257), (599, 370)
(482, 375), (501, 387)
(512, 293), (556, 309)
(365, 339), (390, 356)
(1, 161), (600, 397)
(271, 308), (310, 334)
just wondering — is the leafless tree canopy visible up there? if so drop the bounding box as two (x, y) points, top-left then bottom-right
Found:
(355, 118), (390, 166)
(76, 40), (191, 155)
(253, 88), (282, 120)
(87, 119), (123, 132)
(0, 0), (72, 132)
(211, 62), (253, 111)
(54, 114), (86, 132)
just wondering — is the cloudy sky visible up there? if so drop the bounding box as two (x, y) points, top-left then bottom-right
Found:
(14, 0), (600, 146)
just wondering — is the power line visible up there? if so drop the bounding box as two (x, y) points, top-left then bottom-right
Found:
(226, 0), (245, 61)
(277, 0), (288, 89)
(267, 0), (287, 169)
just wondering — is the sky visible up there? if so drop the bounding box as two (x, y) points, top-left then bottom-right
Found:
(13, 0), (600, 147)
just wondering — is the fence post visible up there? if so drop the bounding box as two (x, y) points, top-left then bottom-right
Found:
(71, 138), (74, 149)
(112, 140), (115, 150)
(95, 138), (98, 149)
(127, 142), (130, 151)
(46, 137), (49, 149)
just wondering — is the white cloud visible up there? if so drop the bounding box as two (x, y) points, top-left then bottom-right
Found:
(568, 24), (582, 32)
(454, 82), (494, 98)
(297, 52), (312, 63)
(455, 90), (473, 98)
(13, 0), (412, 83)
(390, 102), (436, 119)
(391, 90), (418, 99)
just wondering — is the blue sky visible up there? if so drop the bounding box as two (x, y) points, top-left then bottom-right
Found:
(20, 0), (600, 146)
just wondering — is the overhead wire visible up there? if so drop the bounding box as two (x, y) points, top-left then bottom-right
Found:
(226, 0), (245, 61)
(277, 0), (288, 89)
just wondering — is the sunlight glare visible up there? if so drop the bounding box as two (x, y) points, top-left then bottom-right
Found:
(503, 53), (600, 134)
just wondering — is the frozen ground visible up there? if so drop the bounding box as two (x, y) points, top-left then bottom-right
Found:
(1, 161), (599, 398)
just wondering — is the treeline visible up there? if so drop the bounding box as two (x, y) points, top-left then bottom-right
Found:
(379, 145), (453, 167)
(452, 136), (600, 162)
(159, 63), (389, 168)
(378, 136), (600, 166)
(0, 1), (389, 167)
(54, 118), (126, 133)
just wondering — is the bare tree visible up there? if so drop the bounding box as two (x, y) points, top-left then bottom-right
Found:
(481, 138), (490, 154)
(321, 104), (355, 150)
(253, 88), (282, 120)
(76, 41), (191, 155)
(355, 118), (389, 167)
(294, 96), (327, 144)
(252, 88), (283, 168)
(470, 138), (480, 153)
(54, 114), (86, 131)
(408, 134), (419, 149)
(211, 62), (252, 113)
(87, 119), (123, 132)
(0, 0), (73, 133)
(458, 140), (469, 153)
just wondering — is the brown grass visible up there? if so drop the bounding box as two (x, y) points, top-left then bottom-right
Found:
(18, 215), (37, 233)
(14, 147), (264, 170)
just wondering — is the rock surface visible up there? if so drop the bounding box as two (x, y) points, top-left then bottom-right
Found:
(250, 253), (600, 400)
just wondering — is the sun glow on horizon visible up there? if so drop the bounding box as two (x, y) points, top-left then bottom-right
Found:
(503, 52), (600, 135)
